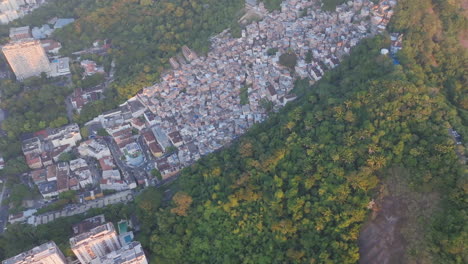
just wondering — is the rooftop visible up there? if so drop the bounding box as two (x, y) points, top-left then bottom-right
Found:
(72, 214), (106, 235)
(70, 222), (117, 247)
(2, 241), (64, 264)
(90, 241), (147, 264)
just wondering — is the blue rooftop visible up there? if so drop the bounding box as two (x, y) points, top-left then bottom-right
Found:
(54, 18), (75, 29)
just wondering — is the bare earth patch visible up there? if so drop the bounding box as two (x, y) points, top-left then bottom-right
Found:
(358, 168), (440, 264)
(358, 194), (408, 264)
(459, 30), (468, 49)
(461, 0), (468, 48)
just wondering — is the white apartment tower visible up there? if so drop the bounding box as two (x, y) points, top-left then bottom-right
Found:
(2, 241), (67, 264)
(70, 222), (122, 264)
(2, 39), (51, 80)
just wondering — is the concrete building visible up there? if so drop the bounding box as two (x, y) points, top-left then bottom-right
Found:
(80, 60), (104, 76)
(2, 241), (66, 264)
(72, 214), (106, 235)
(2, 39), (51, 80)
(9, 26), (31, 41)
(102, 170), (121, 180)
(181, 45), (197, 62)
(78, 139), (111, 159)
(90, 241), (148, 264)
(32, 24), (53, 39)
(33, 191), (133, 226)
(98, 156), (116, 171)
(30, 168), (46, 184)
(46, 123), (82, 148)
(0, 0), (20, 13)
(49, 57), (71, 77)
(21, 137), (42, 154)
(70, 222), (121, 264)
(100, 179), (129, 191)
(25, 152), (42, 169)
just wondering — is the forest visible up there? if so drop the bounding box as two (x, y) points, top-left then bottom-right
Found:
(0, 0), (466, 263)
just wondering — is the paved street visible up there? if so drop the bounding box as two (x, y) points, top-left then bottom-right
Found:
(0, 182), (9, 233)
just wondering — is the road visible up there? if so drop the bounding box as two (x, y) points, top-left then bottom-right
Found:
(65, 95), (75, 122)
(0, 182), (9, 233)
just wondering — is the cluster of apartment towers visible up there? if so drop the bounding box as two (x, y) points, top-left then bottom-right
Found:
(2, 215), (148, 264)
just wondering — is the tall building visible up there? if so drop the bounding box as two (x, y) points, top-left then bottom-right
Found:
(0, 0), (20, 13)
(0, 1), (39, 24)
(90, 241), (148, 264)
(70, 222), (122, 264)
(2, 39), (51, 80)
(2, 241), (67, 264)
(0, 0), (25, 24)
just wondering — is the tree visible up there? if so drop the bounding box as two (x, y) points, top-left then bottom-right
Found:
(305, 50), (313, 63)
(151, 169), (163, 181)
(267, 47), (278, 56)
(136, 187), (163, 214)
(170, 192), (193, 216)
(260, 98), (274, 113)
(58, 190), (77, 202)
(80, 127), (89, 139)
(2, 157), (28, 175)
(97, 128), (109, 137)
(279, 52), (297, 70)
(58, 152), (76, 162)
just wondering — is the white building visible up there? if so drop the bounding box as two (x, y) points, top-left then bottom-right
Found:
(100, 179), (129, 191)
(49, 57), (71, 77)
(46, 123), (82, 148)
(102, 170), (121, 180)
(78, 139), (111, 159)
(2, 241), (66, 264)
(0, 156), (5, 170)
(69, 158), (88, 171)
(70, 222), (122, 264)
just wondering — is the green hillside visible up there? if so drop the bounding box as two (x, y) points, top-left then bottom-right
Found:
(136, 1), (467, 263)
(0, 0), (465, 263)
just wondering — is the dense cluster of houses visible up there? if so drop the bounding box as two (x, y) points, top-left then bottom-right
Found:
(111, 0), (396, 174)
(21, 124), (90, 198)
(87, 97), (184, 179)
(20, 122), (141, 202)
